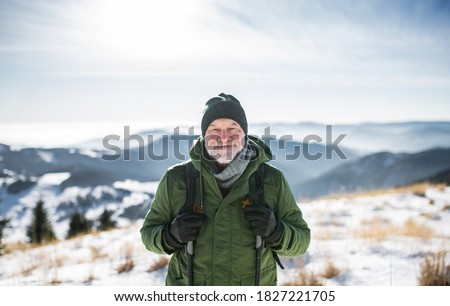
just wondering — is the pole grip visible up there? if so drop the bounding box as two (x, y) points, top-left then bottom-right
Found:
(255, 235), (262, 248)
(186, 241), (194, 255)
(186, 241), (194, 286)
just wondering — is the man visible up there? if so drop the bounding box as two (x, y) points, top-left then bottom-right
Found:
(140, 93), (310, 286)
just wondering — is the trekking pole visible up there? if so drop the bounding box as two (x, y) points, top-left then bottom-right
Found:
(245, 164), (266, 286)
(255, 235), (263, 286)
(185, 163), (196, 286)
(242, 198), (264, 286)
(186, 241), (194, 286)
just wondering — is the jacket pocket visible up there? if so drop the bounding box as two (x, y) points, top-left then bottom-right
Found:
(240, 264), (277, 286)
(166, 258), (207, 286)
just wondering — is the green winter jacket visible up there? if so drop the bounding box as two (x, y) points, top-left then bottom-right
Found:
(140, 136), (310, 286)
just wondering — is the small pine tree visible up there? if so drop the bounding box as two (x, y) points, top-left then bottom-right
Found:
(98, 208), (117, 231)
(26, 199), (56, 244)
(66, 211), (92, 239)
(0, 217), (9, 255)
(0, 217), (8, 241)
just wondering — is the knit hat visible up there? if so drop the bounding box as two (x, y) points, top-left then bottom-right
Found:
(201, 93), (248, 136)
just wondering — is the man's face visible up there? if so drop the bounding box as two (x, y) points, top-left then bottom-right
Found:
(205, 118), (245, 166)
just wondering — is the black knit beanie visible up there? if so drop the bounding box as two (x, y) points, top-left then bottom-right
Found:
(201, 93), (248, 136)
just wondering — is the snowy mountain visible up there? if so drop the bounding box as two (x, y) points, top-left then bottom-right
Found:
(3, 121), (450, 154)
(0, 170), (155, 243)
(0, 135), (359, 195)
(0, 142), (177, 187)
(1, 121), (450, 243)
(297, 148), (450, 199)
(248, 121), (450, 154)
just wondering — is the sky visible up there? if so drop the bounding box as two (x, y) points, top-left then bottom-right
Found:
(0, 0), (450, 126)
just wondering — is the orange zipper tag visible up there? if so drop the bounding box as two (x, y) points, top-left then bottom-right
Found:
(241, 198), (251, 208)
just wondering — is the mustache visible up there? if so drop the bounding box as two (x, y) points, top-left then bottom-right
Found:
(207, 148), (239, 164)
(212, 143), (234, 149)
(207, 140), (239, 148)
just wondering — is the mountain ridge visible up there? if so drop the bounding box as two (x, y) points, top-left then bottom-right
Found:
(297, 147), (450, 199)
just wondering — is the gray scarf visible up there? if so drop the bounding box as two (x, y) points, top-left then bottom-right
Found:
(212, 141), (255, 189)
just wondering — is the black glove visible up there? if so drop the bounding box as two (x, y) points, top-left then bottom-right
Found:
(164, 212), (205, 248)
(243, 205), (283, 244)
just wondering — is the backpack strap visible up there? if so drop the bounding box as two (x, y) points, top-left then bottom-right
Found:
(183, 161), (204, 214)
(248, 163), (265, 205)
(248, 163), (285, 270)
(185, 162), (197, 210)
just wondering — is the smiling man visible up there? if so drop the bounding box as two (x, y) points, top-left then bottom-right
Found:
(141, 93), (310, 286)
(205, 119), (245, 168)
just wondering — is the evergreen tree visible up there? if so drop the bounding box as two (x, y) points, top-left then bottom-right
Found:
(0, 217), (8, 241)
(66, 211), (92, 239)
(0, 217), (9, 255)
(26, 199), (56, 244)
(98, 208), (117, 231)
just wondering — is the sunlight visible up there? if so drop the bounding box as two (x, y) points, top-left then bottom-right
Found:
(81, 0), (202, 60)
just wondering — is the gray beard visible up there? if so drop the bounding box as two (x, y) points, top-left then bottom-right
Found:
(207, 146), (239, 165)
(210, 142), (255, 189)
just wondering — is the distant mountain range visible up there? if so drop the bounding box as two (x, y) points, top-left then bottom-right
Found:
(253, 121), (450, 154)
(297, 148), (450, 199)
(423, 168), (450, 185)
(1, 121), (450, 239)
(2, 121), (450, 197)
(71, 121), (450, 154)
(0, 135), (359, 194)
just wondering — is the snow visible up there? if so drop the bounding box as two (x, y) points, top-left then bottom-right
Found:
(113, 180), (160, 193)
(78, 149), (99, 158)
(287, 187), (450, 285)
(1, 186), (449, 286)
(0, 222), (167, 286)
(37, 150), (54, 163)
(0, 176), (154, 243)
(37, 172), (71, 186)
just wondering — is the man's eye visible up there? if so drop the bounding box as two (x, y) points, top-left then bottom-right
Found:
(207, 129), (220, 135)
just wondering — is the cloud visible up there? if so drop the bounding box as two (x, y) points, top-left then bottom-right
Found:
(212, 0), (450, 77)
(0, 0), (449, 124)
(2, 0), (449, 79)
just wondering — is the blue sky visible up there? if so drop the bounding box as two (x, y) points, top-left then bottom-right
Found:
(0, 0), (449, 125)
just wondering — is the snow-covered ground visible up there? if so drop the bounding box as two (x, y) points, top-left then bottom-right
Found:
(1, 186), (449, 286)
(294, 187), (450, 285)
(0, 173), (155, 243)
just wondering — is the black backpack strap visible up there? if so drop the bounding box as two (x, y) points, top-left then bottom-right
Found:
(183, 161), (203, 214)
(248, 163), (265, 206)
(247, 163), (285, 270)
(185, 162), (197, 211)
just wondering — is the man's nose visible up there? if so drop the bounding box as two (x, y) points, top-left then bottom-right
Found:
(218, 130), (229, 141)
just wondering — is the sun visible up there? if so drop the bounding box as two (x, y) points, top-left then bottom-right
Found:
(79, 0), (202, 61)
